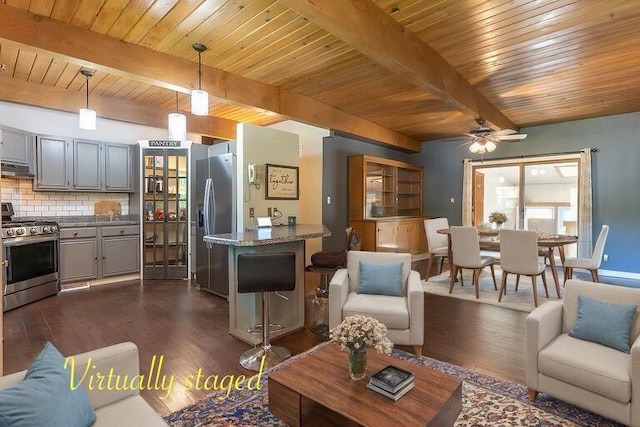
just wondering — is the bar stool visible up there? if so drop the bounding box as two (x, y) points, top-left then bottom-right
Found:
(238, 252), (296, 371)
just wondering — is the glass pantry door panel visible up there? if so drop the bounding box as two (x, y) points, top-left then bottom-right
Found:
(143, 149), (189, 279)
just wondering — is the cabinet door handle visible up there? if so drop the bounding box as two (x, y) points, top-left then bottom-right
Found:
(73, 232), (78, 236)
(120, 229), (124, 233)
(95, 257), (98, 260)
(102, 256), (106, 259)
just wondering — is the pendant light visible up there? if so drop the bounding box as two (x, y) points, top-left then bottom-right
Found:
(191, 43), (209, 116)
(78, 70), (96, 130)
(168, 92), (187, 141)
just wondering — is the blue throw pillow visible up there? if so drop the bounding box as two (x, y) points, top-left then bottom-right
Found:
(356, 261), (403, 296)
(569, 295), (637, 353)
(0, 342), (96, 427)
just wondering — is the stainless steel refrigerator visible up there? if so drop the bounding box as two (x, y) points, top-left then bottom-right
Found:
(195, 153), (236, 297)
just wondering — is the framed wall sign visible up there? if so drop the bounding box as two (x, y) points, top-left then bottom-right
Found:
(265, 163), (299, 200)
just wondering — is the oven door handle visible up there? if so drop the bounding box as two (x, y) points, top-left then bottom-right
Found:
(2, 235), (59, 247)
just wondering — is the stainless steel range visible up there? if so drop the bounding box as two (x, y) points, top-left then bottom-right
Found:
(2, 202), (60, 311)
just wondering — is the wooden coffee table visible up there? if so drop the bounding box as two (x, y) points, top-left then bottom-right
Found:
(268, 343), (462, 426)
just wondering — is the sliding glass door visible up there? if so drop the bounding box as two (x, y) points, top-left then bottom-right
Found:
(472, 158), (579, 255)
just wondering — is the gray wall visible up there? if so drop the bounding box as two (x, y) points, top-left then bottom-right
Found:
(410, 111), (640, 274)
(322, 133), (412, 252)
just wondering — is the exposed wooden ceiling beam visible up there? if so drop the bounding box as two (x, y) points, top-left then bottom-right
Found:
(0, 75), (237, 140)
(0, 4), (421, 152)
(279, 0), (517, 132)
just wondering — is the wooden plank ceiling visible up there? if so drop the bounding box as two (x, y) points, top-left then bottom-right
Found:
(0, 0), (639, 152)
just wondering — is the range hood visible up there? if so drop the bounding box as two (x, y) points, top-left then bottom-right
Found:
(1, 162), (35, 179)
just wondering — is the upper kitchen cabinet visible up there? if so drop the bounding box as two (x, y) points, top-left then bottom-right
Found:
(34, 135), (134, 192)
(104, 143), (133, 191)
(35, 135), (70, 190)
(1, 126), (34, 167)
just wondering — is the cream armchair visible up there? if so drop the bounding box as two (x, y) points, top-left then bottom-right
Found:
(527, 279), (640, 426)
(329, 251), (424, 356)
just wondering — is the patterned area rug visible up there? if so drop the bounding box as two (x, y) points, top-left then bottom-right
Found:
(423, 265), (563, 312)
(165, 342), (622, 427)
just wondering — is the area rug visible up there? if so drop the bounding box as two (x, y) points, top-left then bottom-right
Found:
(423, 265), (563, 312)
(164, 342), (622, 427)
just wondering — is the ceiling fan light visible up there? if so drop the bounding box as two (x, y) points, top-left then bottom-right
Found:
(168, 112), (187, 141)
(191, 89), (209, 115)
(469, 141), (481, 153)
(485, 140), (497, 152)
(79, 108), (96, 130)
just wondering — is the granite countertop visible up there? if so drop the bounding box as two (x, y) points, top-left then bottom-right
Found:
(15, 215), (140, 228)
(203, 224), (331, 247)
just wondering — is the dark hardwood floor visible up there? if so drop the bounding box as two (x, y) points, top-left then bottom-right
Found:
(2, 275), (527, 416)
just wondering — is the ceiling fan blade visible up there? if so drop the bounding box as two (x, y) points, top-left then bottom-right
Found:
(497, 134), (527, 141)
(455, 140), (473, 147)
(494, 129), (517, 136)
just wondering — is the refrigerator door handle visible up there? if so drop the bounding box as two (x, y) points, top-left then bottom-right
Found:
(203, 178), (212, 237)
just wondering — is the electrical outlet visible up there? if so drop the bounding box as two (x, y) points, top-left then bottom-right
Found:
(267, 207), (272, 217)
(249, 207), (254, 218)
(603, 254), (609, 262)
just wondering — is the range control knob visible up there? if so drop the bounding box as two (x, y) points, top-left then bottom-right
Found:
(6, 229), (15, 237)
(30, 227), (38, 234)
(16, 229), (25, 235)
(51, 226), (58, 232)
(43, 226), (51, 233)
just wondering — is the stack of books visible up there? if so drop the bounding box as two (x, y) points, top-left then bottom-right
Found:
(366, 365), (415, 401)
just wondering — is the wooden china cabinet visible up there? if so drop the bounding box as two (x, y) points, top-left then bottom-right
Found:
(348, 155), (427, 254)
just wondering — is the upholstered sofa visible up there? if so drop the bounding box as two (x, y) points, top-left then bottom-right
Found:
(0, 342), (168, 426)
(328, 251), (424, 355)
(527, 279), (640, 426)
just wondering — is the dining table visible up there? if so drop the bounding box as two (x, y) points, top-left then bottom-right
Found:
(437, 228), (578, 298)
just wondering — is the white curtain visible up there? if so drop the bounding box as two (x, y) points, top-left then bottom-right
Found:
(461, 159), (473, 226)
(577, 148), (593, 258)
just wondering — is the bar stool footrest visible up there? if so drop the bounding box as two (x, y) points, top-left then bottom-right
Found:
(246, 323), (285, 334)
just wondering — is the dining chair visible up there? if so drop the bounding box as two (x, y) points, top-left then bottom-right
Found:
(563, 224), (609, 284)
(449, 226), (497, 298)
(424, 218), (449, 279)
(498, 229), (548, 307)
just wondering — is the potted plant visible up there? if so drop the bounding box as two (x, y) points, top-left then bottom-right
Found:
(488, 211), (508, 229)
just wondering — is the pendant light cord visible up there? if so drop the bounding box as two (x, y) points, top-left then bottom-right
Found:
(85, 76), (89, 109)
(198, 51), (202, 90)
(175, 91), (179, 113)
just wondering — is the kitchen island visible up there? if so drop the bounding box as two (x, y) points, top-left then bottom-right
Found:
(204, 224), (331, 345)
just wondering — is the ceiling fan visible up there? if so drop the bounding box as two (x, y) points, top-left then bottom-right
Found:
(461, 118), (527, 154)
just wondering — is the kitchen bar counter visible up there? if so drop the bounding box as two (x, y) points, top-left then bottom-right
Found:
(203, 224), (330, 246)
(204, 224), (331, 345)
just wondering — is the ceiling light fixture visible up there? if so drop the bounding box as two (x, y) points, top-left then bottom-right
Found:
(78, 69), (96, 130)
(168, 92), (187, 141)
(191, 43), (209, 116)
(468, 137), (496, 155)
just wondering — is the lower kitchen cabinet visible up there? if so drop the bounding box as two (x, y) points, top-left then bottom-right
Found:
(102, 226), (140, 277)
(59, 228), (99, 282)
(60, 225), (139, 284)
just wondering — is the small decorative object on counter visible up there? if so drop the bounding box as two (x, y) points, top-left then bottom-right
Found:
(330, 315), (393, 381)
(288, 216), (296, 226)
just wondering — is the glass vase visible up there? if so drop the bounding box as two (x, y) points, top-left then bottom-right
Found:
(347, 347), (367, 381)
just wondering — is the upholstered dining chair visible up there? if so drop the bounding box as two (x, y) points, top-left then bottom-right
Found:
(563, 224), (609, 284)
(499, 229), (549, 307)
(328, 251), (424, 356)
(449, 226), (497, 298)
(424, 217), (449, 279)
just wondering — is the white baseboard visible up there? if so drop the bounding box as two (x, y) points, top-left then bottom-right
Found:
(60, 273), (140, 291)
(598, 269), (640, 281)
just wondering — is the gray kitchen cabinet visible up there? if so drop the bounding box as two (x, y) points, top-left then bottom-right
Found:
(101, 226), (140, 276)
(35, 135), (70, 190)
(60, 225), (140, 284)
(59, 228), (99, 283)
(1, 126), (33, 166)
(34, 135), (134, 192)
(104, 143), (133, 191)
(73, 139), (102, 191)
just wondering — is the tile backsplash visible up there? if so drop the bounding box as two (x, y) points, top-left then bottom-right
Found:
(1, 180), (130, 216)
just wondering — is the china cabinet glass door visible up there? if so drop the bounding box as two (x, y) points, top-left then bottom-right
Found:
(143, 148), (189, 279)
